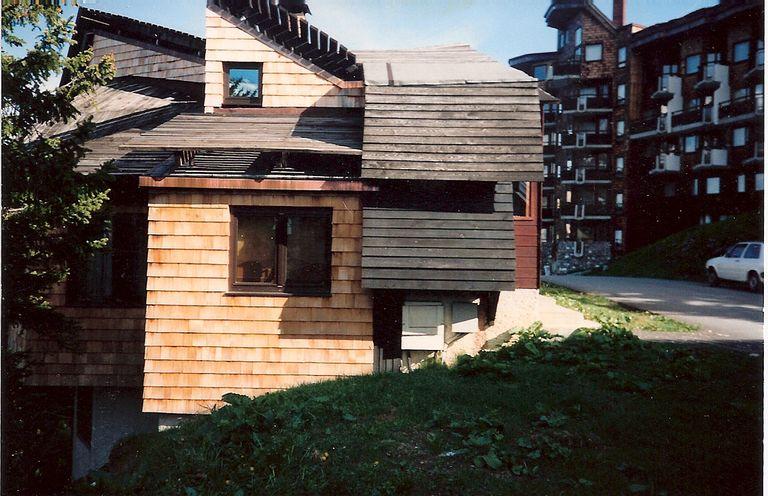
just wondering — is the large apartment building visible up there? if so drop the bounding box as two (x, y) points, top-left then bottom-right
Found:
(510, 0), (764, 273)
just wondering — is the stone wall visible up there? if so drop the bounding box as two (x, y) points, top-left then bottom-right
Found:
(543, 241), (612, 274)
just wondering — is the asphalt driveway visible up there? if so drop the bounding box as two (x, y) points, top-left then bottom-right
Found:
(543, 275), (764, 351)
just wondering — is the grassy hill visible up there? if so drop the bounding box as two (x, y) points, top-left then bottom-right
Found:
(596, 211), (763, 281)
(72, 328), (761, 496)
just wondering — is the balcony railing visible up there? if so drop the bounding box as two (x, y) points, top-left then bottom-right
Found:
(631, 112), (667, 135)
(553, 59), (581, 77)
(671, 105), (712, 128)
(694, 148), (728, 169)
(651, 153), (681, 173)
(561, 95), (612, 112)
(560, 168), (613, 183)
(543, 111), (559, 125)
(562, 203), (612, 219)
(719, 95), (764, 120)
(561, 132), (612, 148)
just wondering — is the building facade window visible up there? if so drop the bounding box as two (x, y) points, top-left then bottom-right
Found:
(617, 83), (626, 103)
(614, 229), (623, 245)
(230, 207), (332, 295)
(585, 43), (603, 62)
(733, 40), (750, 63)
(737, 174), (746, 192)
(533, 64), (549, 80)
(685, 54), (701, 74)
(224, 63), (263, 106)
(615, 192), (624, 207)
(616, 120), (625, 136)
(557, 29), (567, 49)
(692, 178), (699, 196)
(756, 173), (764, 191)
(732, 127), (748, 147)
(705, 177), (720, 195)
(683, 135), (698, 153)
(615, 156), (624, 173)
(617, 46), (627, 67)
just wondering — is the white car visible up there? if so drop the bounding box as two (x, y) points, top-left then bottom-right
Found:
(706, 241), (764, 292)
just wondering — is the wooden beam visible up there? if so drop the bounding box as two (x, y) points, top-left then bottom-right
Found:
(139, 176), (378, 192)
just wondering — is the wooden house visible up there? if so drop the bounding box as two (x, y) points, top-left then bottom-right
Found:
(26, 0), (543, 478)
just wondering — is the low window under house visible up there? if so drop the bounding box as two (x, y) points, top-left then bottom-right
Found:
(28, 0), (544, 478)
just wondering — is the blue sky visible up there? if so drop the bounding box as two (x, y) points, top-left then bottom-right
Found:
(12, 0), (719, 67)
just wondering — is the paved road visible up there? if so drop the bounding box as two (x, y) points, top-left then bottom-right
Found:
(543, 275), (764, 352)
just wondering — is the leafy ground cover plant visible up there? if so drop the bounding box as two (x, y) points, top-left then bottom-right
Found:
(73, 325), (761, 496)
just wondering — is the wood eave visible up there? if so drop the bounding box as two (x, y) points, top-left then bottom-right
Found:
(138, 176), (378, 192)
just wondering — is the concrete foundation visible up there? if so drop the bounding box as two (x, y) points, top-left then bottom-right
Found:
(71, 387), (159, 480)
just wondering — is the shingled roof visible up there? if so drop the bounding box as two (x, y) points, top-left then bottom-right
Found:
(356, 45), (544, 182)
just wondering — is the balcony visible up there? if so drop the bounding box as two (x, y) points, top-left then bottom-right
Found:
(671, 105), (712, 129)
(560, 203), (612, 220)
(630, 112), (667, 138)
(744, 47), (764, 82)
(552, 59), (581, 78)
(693, 63), (726, 95)
(651, 75), (680, 103)
(543, 111), (560, 126)
(561, 95), (612, 114)
(561, 132), (612, 149)
(650, 153), (681, 174)
(692, 148), (728, 170)
(718, 95), (764, 121)
(560, 168), (613, 184)
(741, 141), (764, 166)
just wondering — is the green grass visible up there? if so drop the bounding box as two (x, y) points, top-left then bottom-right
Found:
(73, 327), (761, 496)
(592, 211), (763, 281)
(541, 282), (698, 333)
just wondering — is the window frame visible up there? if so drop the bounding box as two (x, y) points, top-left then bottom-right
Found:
(584, 43), (603, 62)
(223, 62), (264, 107)
(229, 207), (333, 296)
(617, 46), (627, 68)
(732, 39), (751, 63)
(685, 53), (701, 75)
(732, 127), (748, 147)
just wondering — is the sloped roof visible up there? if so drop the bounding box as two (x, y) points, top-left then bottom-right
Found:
(355, 46), (543, 182)
(125, 112), (363, 156)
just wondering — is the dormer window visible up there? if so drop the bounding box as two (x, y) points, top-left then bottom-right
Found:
(224, 62), (263, 106)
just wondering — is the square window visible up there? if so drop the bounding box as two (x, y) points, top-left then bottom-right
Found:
(618, 47), (627, 67)
(756, 173), (764, 191)
(706, 177), (720, 195)
(224, 63), (263, 106)
(685, 54), (701, 74)
(585, 44), (603, 62)
(733, 127), (748, 147)
(533, 64), (549, 80)
(231, 208), (332, 294)
(733, 41), (750, 63)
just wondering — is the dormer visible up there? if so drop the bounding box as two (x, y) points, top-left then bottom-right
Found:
(203, 0), (363, 112)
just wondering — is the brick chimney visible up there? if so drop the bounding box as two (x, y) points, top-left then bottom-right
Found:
(613, 0), (626, 26)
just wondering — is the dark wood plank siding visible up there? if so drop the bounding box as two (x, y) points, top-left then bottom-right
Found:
(361, 83), (544, 181)
(362, 183), (516, 291)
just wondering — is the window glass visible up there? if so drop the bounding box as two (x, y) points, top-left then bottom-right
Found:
(733, 127), (747, 147)
(726, 244), (748, 258)
(533, 64), (548, 80)
(558, 30), (567, 49)
(228, 67), (262, 98)
(617, 83), (626, 102)
(615, 193), (624, 206)
(286, 214), (331, 292)
(706, 177), (720, 195)
(733, 41), (750, 63)
(513, 181), (529, 216)
(235, 214), (277, 284)
(618, 46), (627, 66)
(616, 120), (625, 136)
(585, 44), (602, 62)
(685, 54), (701, 74)
(233, 209), (331, 293)
(744, 243), (762, 259)
(733, 87), (750, 100)
(738, 174), (746, 192)
(756, 173), (764, 191)
(614, 229), (623, 245)
(684, 135), (698, 153)
(574, 27), (582, 46)
(615, 156), (624, 172)
(692, 179), (699, 196)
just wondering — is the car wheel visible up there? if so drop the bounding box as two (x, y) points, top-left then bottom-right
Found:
(707, 268), (720, 287)
(748, 272), (762, 293)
